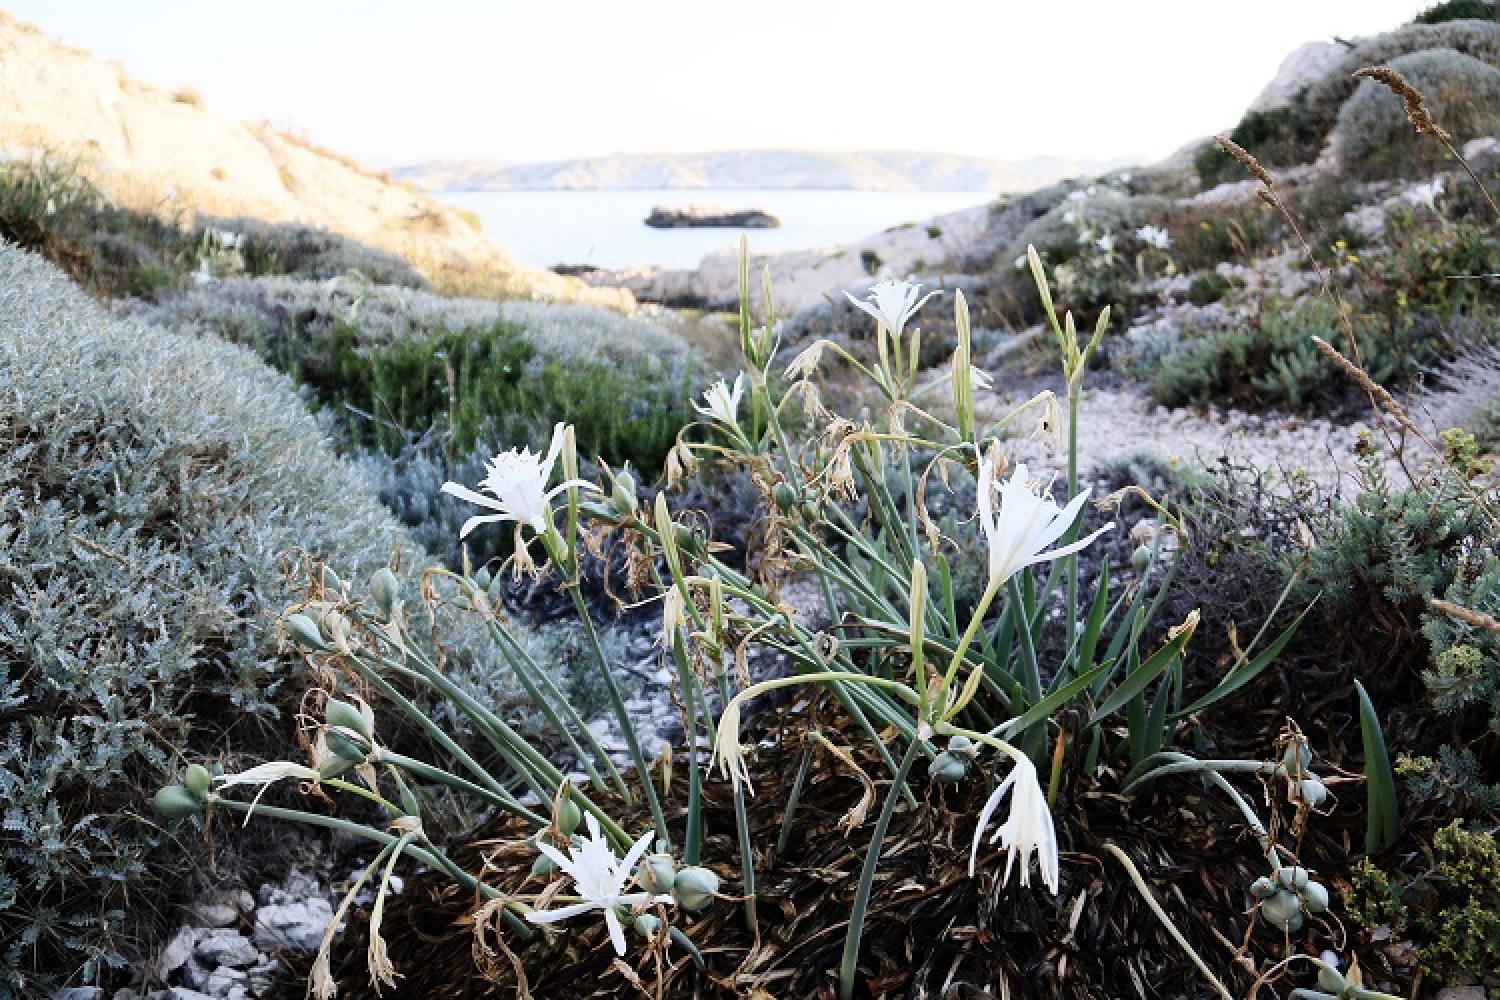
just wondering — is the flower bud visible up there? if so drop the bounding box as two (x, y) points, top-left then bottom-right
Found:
(609, 468), (638, 518)
(1277, 866), (1310, 891)
(1296, 777), (1328, 807)
(638, 853), (676, 895)
(531, 853), (558, 877)
(1131, 544), (1152, 574)
(326, 698), (373, 740)
(325, 727), (371, 764)
(672, 866), (720, 912)
(285, 613), (327, 650)
(1300, 880), (1329, 914)
(153, 784), (203, 820)
(947, 735), (977, 761)
(930, 751), (968, 784)
(370, 567), (400, 617)
(1249, 875), (1276, 899)
(632, 913), (661, 939)
(555, 797), (582, 836)
(474, 567), (492, 591)
(1259, 888), (1302, 931)
(183, 764), (211, 798)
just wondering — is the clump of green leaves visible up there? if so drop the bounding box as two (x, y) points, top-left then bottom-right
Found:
(1350, 821), (1500, 979)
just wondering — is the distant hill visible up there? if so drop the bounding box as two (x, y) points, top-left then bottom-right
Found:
(0, 12), (622, 304)
(394, 150), (1125, 193)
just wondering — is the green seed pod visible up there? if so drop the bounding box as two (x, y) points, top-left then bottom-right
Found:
(325, 727), (371, 764)
(326, 698), (372, 739)
(555, 797), (582, 836)
(1297, 778), (1328, 807)
(183, 763), (211, 798)
(773, 482), (797, 515)
(672, 866), (720, 912)
(1300, 880), (1329, 914)
(531, 853), (558, 877)
(1278, 866), (1310, 891)
(152, 784), (203, 820)
(1249, 875), (1276, 900)
(930, 751), (968, 784)
(285, 613), (327, 651)
(474, 567), (492, 591)
(370, 567), (400, 617)
(632, 913), (661, 939)
(947, 735), (977, 761)
(321, 565), (344, 594)
(638, 853), (676, 895)
(1130, 544), (1152, 574)
(1259, 888), (1301, 930)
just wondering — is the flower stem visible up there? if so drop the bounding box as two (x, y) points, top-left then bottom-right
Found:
(837, 737), (922, 1000)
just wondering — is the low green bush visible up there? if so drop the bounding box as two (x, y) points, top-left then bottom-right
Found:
(1416, 0), (1498, 25)
(0, 242), (529, 991)
(1195, 96), (1328, 188)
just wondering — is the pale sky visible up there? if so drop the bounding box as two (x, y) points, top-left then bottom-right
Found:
(3, 0), (1428, 167)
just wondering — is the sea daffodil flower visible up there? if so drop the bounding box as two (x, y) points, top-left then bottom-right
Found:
(977, 456), (1112, 587)
(843, 278), (940, 339)
(526, 814), (673, 956)
(693, 374), (745, 426)
(440, 423), (596, 539)
(968, 752), (1060, 893)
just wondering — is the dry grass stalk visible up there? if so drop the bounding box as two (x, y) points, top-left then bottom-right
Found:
(1214, 135), (1276, 190)
(1429, 598), (1500, 634)
(1353, 64), (1500, 220)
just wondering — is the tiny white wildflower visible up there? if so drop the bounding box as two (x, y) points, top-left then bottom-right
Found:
(1136, 225), (1172, 250)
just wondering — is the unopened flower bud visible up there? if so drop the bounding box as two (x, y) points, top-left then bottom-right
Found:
(609, 468), (638, 517)
(555, 797), (582, 836)
(1300, 880), (1329, 914)
(183, 763), (211, 798)
(1131, 544), (1152, 574)
(672, 866), (720, 912)
(1297, 777), (1328, 807)
(930, 751), (969, 783)
(285, 613), (327, 650)
(370, 567), (400, 617)
(326, 698), (373, 739)
(153, 784), (203, 820)
(638, 853), (676, 895)
(632, 913), (661, 939)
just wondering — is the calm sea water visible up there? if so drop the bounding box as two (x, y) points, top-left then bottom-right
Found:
(436, 189), (995, 270)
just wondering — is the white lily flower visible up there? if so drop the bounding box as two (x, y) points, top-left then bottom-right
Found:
(693, 373), (745, 426)
(1095, 233), (1116, 254)
(843, 279), (940, 339)
(1135, 225), (1172, 250)
(441, 423), (596, 539)
(969, 752), (1059, 892)
(1402, 177), (1443, 210)
(215, 761), (321, 825)
(977, 454), (1112, 587)
(526, 814), (673, 956)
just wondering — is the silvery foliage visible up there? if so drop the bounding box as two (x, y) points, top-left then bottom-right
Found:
(0, 243), (535, 990)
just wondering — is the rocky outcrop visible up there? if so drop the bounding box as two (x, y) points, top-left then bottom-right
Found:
(1249, 40), (1347, 112)
(0, 13), (626, 306)
(644, 205), (779, 228)
(585, 202), (993, 314)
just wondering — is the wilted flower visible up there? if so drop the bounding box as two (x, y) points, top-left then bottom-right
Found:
(977, 454), (1112, 587)
(710, 693), (755, 796)
(693, 373), (745, 426)
(526, 814), (673, 956)
(1136, 225), (1172, 250)
(784, 340), (829, 381)
(843, 278), (940, 339)
(968, 752), (1059, 893)
(216, 761), (321, 824)
(441, 423), (596, 538)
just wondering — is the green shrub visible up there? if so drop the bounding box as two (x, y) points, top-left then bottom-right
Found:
(124, 276), (700, 474)
(1195, 96), (1328, 188)
(1336, 48), (1500, 178)
(1350, 821), (1500, 979)
(1151, 300), (1415, 411)
(0, 242), (528, 991)
(1416, 0), (1498, 24)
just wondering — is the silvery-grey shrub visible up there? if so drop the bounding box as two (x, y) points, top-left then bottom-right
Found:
(1335, 48), (1500, 166)
(0, 241), (541, 990)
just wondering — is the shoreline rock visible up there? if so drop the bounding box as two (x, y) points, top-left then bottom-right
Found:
(644, 205), (780, 229)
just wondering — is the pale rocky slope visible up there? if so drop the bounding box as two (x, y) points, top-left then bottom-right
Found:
(0, 12), (625, 305)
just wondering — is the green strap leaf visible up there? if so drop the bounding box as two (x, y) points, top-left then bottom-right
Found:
(1356, 680), (1400, 853)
